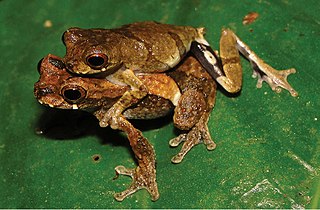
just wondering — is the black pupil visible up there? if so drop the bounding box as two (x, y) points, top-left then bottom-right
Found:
(87, 55), (105, 67)
(64, 89), (81, 101)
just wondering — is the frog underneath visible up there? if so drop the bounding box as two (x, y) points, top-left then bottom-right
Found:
(35, 54), (216, 201)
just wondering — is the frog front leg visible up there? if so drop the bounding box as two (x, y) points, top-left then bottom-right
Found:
(192, 29), (298, 96)
(99, 68), (148, 129)
(95, 112), (159, 201)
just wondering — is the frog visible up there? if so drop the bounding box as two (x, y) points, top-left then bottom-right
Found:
(34, 54), (216, 201)
(36, 21), (299, 201)
(61, 21), (298, 132)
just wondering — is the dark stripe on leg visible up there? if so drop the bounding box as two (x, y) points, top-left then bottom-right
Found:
(190, 41), (225, 79)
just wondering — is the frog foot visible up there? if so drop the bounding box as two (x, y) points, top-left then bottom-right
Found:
(99, 115), (119, 129)
(98, 106), (122, 129)
(169, 120), (216, 164)
(113, 165), (159, 201)
(251, 61), (298, 97)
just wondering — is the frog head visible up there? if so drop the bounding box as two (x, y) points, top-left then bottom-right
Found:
(62, 28), (123, 75)
(34, 54), (127, 110)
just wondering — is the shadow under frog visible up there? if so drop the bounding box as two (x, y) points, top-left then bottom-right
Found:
(35, 105), (173, 150)
(35, 54), (217, 201)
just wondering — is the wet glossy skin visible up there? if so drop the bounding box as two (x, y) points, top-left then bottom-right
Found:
(35, 54), (216, 201)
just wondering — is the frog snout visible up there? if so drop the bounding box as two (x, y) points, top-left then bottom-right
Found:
(35, 86), (54, 98)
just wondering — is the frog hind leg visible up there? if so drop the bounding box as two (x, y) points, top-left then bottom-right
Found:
(170, 89), (216, 164)
(106, 115), (159, 201)
(232, 29), (298, 96)
(191, 29), (298, 97)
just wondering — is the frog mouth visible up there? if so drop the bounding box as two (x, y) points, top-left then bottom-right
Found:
(35, 91), (63, 108)
(34, 84), (77, 109)
(35, 93), (66, 109)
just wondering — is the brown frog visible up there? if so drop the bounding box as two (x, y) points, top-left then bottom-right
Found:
(62, 21), (298, 130)
(34, 54), (216, 201)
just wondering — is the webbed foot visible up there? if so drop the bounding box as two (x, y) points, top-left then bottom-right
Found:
(169, 114), (216, 164)
(94, 114), (160, 201)
(113, 165), (159, 201)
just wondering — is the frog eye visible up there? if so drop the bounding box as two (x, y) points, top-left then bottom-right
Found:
(86, 53), (108, 69)
(61, 85), (87, 104)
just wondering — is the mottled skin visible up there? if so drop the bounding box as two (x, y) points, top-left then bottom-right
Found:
(167, 56), (217, 163)
(63, 21), (202, 74)
(37, 21), (299, 202)
(62, 22), (209, 129)
(35, 55), (127, 111)
(34, 54), (216, 201)
(62, 21), (298, 131)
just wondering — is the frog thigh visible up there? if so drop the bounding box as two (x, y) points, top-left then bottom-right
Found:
(173, 89), (206, 130)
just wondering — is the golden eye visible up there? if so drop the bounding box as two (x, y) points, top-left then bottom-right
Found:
(61, 85), (86, 104)
(86, 53), (108, 69)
